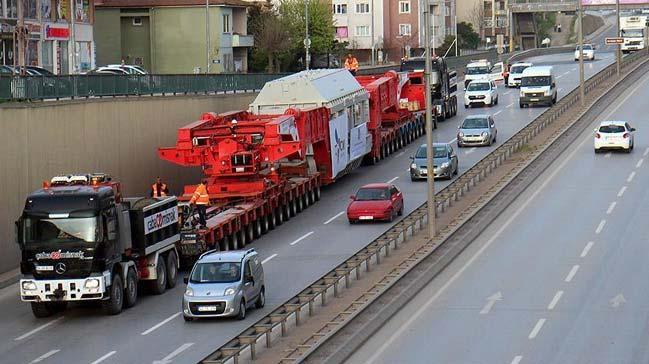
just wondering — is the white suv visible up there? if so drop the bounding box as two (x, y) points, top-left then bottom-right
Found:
(594, 121), (635, 153)
(464, 80), (498, 108)
(508, 62), (532, 88)
(574, 44), (595, 61)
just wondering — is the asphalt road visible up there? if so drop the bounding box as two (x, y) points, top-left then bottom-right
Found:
(0, 29), (621, 364)
(345, 43), (649, 364)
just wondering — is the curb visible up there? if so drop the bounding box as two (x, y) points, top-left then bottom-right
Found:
(0, 270), (20, 290)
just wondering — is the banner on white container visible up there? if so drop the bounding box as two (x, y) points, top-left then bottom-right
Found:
(329, 113), (349, 177)
(350, 123), (369, 161)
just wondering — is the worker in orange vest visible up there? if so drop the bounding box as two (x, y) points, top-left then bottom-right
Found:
(190, 179), (210, 228)
(150, 177), (169, 198)
(344, 53), (359, 76)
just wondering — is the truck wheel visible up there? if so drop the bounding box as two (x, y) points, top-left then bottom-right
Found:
(296, 195), (303, 212)
(228, 233), (238, 250)
(253, 218), (262, 238)
(261, 216), (269, 234)
(238, 229), (247, 248)
(314, 186), (321, 201)
(276, 207), (284, 225)
(237, 299), (246, 320)
(303, 192), (309, 208)
(166, 251), (178, 289)
(268, 212), (276, 230)
(102, 273), (124, 315)
(123, 267), (138, 308)
(246, 224), (254, 244)
(31, 302), (55, 318)
(150, 258), (167, 295)
(289, 199), (297, 217)
(255, 288), (266, 309)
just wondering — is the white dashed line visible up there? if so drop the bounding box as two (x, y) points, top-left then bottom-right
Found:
(157, 343), (194, 363)
(595, 219), (606, 234)
(90, 351), (117, 364)
(14, 317), (64, 341)
(465, 147), (477, 155)
(581, 241), (594, 258)
(290, 231), (314, 246)
(511, 356), (523, 364)
(644, 147), (649, 156)
(506, 103), (514, 108)
(504, 91), (511, 95)
(528, 318), (547, 339)
(396, 151), (405, 157)
(618, 186), (627, 197)
(627, 171), (636, 182)
(547, 291), (564, 310)
(141, 312), (182, 336)
(606, 202), (616, 214)
(386, 176), (400, 184)
(565, 265), (580, 282)
(447, 137), (457, 144)
(494, 110), (503, 116)
(262, 254), (277, 264)
(30, 350), (60, 363)
(636, 158), (644, 168)
(324, 211), (346, 225)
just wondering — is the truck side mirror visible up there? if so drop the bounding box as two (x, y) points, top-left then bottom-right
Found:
(15, 219), (23, 247)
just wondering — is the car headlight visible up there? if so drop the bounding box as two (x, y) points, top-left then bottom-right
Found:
(185, 287), (194, 296)
(458, 132), (464, 137)
(519, 91), (525, 97)
(441, 162), (450, 169)
(224, 287), (236, 296)
(22, 281), (37, 291)
(481, 131), (489, 138)
(410, 163), (417, 169)
(84, 278), (100, 289)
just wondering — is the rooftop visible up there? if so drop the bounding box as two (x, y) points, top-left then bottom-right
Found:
(96, 0), (250, 8)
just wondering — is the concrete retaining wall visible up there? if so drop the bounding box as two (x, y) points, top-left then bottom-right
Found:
(0, 93), (255, 274)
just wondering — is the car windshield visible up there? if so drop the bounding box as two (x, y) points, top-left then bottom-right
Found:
(356, 188), (390, 201)
(521, 76), (551, 87)
(599, 125), (626, 133)
(577, 45), (593, 50)
(415, 146), (448, 158)
(23, 217), (100, 245)
(510, 65), (529, 74)
(462, 118), (489, 129)
(466, 66), (490, 75)
(190, 262), (241, 284)
(622, 29), (644, 37)
(467, 82), (490, 91)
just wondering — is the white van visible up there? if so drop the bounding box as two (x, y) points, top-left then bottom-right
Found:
(519, 66), (557, 108)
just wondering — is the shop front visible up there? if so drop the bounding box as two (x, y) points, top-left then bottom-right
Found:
(0, 20), (16, 66)
(43, 22), (70, 74)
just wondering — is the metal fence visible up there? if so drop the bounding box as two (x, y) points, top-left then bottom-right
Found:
(0, 73), (289, 101)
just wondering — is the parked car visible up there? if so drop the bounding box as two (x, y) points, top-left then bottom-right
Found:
(594, 120), (635, 153)
(464, 80), (499, 108)
(0, 65), (15, 75)
(457, 114), (498, 147)
(507, 62), (532, 88)
(410, 143), (459, 181)
(347, 183), (404, 223)
(106, 64), (148, 74)
(26, 66), (55, 76)
(87, 67), (130, 75)
(575, 44), (596, 61)
(182, 249), (265, 321)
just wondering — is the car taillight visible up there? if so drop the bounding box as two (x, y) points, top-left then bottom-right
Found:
(595, 133), (601, 139)
(623, 133), (630, 139)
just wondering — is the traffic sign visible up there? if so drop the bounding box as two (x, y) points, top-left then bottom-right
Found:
(605, 37), (624, 45)
(303, 38), (311, 47)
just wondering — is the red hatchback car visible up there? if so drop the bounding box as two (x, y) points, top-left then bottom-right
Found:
(347, 183), (404, 223)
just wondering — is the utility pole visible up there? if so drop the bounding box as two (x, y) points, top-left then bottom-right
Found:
(70, 0), (76, 74)
(206, 0), (211, 74)
(454, 0), (458, 56)
(423, 0), (436, 239)
(16, 0), (26, 75)
(305, 0), (310, 70)
(371, 0), (375, 66)
(616, 0), (621, 76)
(431, 1), (436, 56)
(578, 0), (584, 106)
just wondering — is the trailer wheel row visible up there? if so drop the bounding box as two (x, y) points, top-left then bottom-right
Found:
(368, 114), (427, 165)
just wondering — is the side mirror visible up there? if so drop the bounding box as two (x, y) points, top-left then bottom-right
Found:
(631, 127), (636, 132)
(409, 155), (414, 160)
(349, 195), (356, 200)
(15, 219), (23, 247)
(594, 128), (598, 132)
(183, 276), (189, 284)
(245, 275), (254, 284)
(552, 82), (556, 88)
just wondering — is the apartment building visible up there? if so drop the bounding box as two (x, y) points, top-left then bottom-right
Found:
(457, 0), (509, 46)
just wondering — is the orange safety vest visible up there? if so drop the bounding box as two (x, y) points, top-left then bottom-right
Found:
(190, 183), (210, 205)
(151, 183), (168, 197)
(344, 57), (359, 71)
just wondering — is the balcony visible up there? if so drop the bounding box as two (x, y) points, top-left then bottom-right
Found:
(232, 34), (254, 48)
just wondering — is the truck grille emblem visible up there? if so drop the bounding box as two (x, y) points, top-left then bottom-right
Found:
(55, 263), (67, 274)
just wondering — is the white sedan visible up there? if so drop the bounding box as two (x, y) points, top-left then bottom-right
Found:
(594, 121), (635, 153)
(575, 44), (595, 61)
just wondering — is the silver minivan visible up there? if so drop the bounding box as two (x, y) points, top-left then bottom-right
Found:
(182, 249), (265, 321)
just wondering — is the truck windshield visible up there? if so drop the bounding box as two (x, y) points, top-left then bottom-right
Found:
(622, 29), (644, 37)
(190, 262), (241, 283)
(466, 66), (489, 75)
(510, 65), (529, 74)
(521, 76), (551, 87)
(401, 60), (425, 71)
(23, 217), (100, 244)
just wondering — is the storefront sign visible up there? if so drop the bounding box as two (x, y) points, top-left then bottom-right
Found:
(45, 24), (70, 40)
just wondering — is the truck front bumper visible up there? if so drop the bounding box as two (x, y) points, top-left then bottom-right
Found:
(520, 95), (552, 105)
(20, 271), (111, 302)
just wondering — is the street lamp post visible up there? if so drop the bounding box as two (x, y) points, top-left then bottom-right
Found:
(206, 0), (211, 74)
(305, 0), (310, 70)
(578, 0), (584, 106)
(616, 0), (621, 76)
(371, 0), (375, 66)
(423, 0), (436, 239)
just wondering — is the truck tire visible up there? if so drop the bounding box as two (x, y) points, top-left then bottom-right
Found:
(246, 224), (254, 244)
(253, 218), (262, 238)
(150, 257), (167, 295)
(166, 251), (178, 289)
(261, 216), (269, 234)
(268, 212), (276, 230)
(276, 207), (284, 225)
(314, 186), (321, 201)
(102, 272), (124, 315)
(31, 302), (56, 318)
(296, 195), (303, 213)
(123, 267), (138, 309)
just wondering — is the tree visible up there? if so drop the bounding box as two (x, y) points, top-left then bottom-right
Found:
(457, 22), (480, 50)
(392, 28), (420, 59)
(469, 1), (485, 40)
(437, 35), (456, 56)
(248, 1), (290, 72)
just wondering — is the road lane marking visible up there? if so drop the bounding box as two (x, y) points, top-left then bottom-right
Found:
(447, 137), (457, 144)
(324, 211), (345, 225)
(565, 265), (580, 282)
(627, 171), (636, 182)
(644, 147), (649, 156)
(396, 151), (405, 157)
(581, 241), (594, 258)
(30, 349), (60, 363)
(90, 351), (117, 364)
(547, 291), (564, 310)
(154, 343), (194, 364)
(595, 219), (606, 234)
(494, 110), (503, 116)
(262, 254), (277, 264)
(511, 356), (523, 364)
(14, 317), (64, 341)
(562, 71), (570, 76)
(504, 91), (511, 95)
(606, 202), (617, 214)
(479, 292), (502, 314)
(557, 75), (564, 79)
(506, 102), (514, 108)
(528, 318), (547, 339)
(141, 312), (182, 336)
(386, 176), (400, 184)
(618, 186), (627, 197)
(636, 158), (644, 168)
(465, 147), (477, 155)
(290, 231), (315, 246)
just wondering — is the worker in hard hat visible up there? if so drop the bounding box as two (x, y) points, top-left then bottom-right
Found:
(150, 177), (169, 198)
(190, 179), (210, 228)
(344, 54), (359, 76)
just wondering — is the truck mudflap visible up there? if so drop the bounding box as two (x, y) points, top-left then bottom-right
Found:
(20, 271), (111, 302)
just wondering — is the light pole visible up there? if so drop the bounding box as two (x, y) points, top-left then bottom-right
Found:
(578, 0), (584, 106)
(206, 0), (211, 74)
(305, 0), (310, 70)
(616, 0), (621, 76)
(371, 0), (375, 66)
(423, 0), (436, 239)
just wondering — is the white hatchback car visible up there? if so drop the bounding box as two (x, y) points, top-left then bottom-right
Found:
(575, 44), (595, 61)
(464, 80), (498, 108)
(594, 121), (635, 153)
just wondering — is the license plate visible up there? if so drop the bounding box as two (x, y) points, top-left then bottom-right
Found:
(36, 266), (54, 272)
(198, 305), (218, 312)
(181, 239), (197, 245)
(530, 98), (539, 102)
(359, 216), (374, 220)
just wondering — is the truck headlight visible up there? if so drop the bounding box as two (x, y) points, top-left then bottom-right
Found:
(185, 287), (194, 296)
(84, 278), (100, 289)
(481, 131), (489, 138)
(544, 89), (552, 96)
(22, 281), (37, 291)
(519, 91), (525, 97)
(441, 162), (450, 169)
(458, 132), (464, 138)
(224, 287), (236, 296)
(410, 163), (417, 169)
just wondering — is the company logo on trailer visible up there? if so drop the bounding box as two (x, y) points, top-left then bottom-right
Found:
(35, 250), (88, 260)
(144, 207), (178, 235)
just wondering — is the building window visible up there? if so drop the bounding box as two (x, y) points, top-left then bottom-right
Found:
(333, 3), (347, 14)
(55, 0), (68, 21)
(23, 0), (37, 19)
(222, 14), (231, 33)
(398, 1), (410, 14)
(27, 39), (38, 65)
(336, 26), (348, 38)
(41, 40), (53, 71)
(399, 24), (411, 36)
(356, 3), (369, 14)
(41, 0), (52, 21)
(355, 25), (369, 36)
(7, 0), (17, 18)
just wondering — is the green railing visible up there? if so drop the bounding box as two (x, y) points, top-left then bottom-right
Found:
(0, 73), (289, 102)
